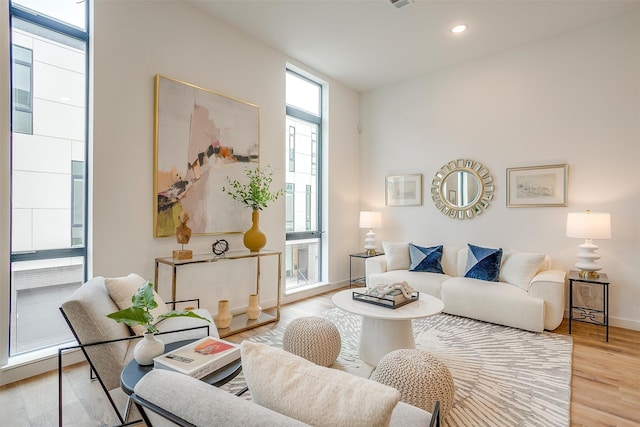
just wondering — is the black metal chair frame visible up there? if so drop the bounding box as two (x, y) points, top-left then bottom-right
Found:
(58, 298), (210, 427)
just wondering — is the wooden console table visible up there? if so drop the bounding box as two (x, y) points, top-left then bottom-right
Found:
(154, 250), (281, 338)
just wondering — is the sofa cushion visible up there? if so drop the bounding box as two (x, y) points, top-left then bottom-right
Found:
(241, 341), (401, 427)
(464, 244), (503, 282)
(442, 276), (545, 332)
(382, 241), (411, 271)
(104, 273), (169, 335)
(499, 250), (546, 290)
(409, 244), (444, 274)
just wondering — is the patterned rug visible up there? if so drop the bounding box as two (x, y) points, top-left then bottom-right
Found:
(221, 308), (573, 427)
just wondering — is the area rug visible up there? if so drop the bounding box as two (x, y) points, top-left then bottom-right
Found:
(221, 308), (573, 427)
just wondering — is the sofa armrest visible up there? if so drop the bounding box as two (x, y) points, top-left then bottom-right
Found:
(365, 255), (387, 283)
(528, 270), (566, 331)
(133, 370), (307, 426)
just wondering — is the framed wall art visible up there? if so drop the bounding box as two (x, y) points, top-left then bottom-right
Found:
(506, 164), (568, 207)
(385, 174), (423, 206)
(154, 74), (260, 237)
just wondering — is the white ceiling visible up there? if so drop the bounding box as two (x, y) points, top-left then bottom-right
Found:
(189, 0), (640, 92)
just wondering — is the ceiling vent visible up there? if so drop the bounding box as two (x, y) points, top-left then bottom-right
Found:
(390, 0), (413, 9)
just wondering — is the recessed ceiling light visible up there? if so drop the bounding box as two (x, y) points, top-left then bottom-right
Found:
(451, 24), (468, 34)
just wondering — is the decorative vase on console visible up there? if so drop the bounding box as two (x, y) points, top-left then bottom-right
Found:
(223, 165), (283, 253)
(215, 299), (233, 329)
(134, 332), (165, 366)
(247, 294), (262, 320)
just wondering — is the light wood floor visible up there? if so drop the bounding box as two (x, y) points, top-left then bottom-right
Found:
(1, 288), (638, 426)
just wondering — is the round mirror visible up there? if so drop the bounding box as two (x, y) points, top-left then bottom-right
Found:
(431, 159), (494, 219)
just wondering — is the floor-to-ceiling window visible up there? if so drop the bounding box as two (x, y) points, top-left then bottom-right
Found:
(285, 69), (323, 292)
(8, 0), (88, 357)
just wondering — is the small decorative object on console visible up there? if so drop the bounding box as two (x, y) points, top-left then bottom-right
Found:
(353, 281), (419, 309)
(153, 336), (240, 379)
(173, 211), (193, 260)
(212, 239), (230, 256)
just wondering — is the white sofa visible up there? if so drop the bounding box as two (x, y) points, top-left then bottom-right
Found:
(366, 244), (565, 332)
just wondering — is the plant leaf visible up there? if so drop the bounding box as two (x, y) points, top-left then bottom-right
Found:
(106, 306), (152, 326)
(131, 281), (158, 310)
(158, 310), (210, 323)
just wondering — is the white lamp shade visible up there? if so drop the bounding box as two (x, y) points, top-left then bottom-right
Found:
(566, 211), (611, 240)
(359, 211), (381, 229)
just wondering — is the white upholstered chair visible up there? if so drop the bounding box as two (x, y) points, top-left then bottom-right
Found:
(58, 275), (216, 425)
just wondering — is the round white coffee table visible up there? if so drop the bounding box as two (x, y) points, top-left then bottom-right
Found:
(332, 289), (444, 365)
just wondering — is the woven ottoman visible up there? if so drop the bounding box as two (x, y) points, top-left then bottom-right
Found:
(371, 349), (454, 420)
(282, 317), (341, 367)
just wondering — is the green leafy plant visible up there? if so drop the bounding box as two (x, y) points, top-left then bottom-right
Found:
(107, 281), (209, 334)
(223, 164), (283, 211)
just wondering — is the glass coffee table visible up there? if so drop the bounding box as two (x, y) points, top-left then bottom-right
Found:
(332, 289), (444, 365)
(120, 339), (242, 396)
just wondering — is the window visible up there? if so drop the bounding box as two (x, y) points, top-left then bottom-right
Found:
(285, 70), (323, 292)
(11, 45), (32, 134)
(288, 125), (295, 172)
(285, 183), (294, 233)
(9, 0), (89, 356)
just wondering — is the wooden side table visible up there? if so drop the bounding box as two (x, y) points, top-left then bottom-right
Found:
(568, 270), (610, 341)
(349, 251), (383, 288)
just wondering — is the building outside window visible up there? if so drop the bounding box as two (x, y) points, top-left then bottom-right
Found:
(8, 0), (89, 357)
(285, 69), (323, 292)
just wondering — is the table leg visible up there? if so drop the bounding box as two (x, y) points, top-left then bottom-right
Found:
(358, 318), (415, 366)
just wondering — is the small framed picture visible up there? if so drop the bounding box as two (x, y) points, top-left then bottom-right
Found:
(385, 174), (423, 206)
(506, 164), (568, 207)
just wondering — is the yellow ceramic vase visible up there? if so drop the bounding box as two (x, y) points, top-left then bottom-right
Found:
(243, 210), (266, 252)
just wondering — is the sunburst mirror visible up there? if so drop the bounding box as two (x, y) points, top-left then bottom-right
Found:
(431, 159), (494, 220)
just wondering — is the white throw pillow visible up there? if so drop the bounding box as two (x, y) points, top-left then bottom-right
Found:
(382, 241), (411, 271)
(241, 341), (401, 427)
(499, 250), (546, 290)
(104, 273), (169, 335)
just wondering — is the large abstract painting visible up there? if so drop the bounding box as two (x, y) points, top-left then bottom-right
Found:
(154, 75), (260, 237)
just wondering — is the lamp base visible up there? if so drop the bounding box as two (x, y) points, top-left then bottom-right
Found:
(363, 229), (377, 257)
(574, 239), (602, 278)
(578, 270), (600, 279)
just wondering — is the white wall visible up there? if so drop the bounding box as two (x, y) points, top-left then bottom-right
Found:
(360, 11), (640, 329)
(1, 0), (11, 369)
(92, 0), (360, 312)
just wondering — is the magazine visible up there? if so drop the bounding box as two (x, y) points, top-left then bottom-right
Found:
(153, 337), (240, 379)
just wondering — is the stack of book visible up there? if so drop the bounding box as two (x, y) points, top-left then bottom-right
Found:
(153, 337), (240, 379)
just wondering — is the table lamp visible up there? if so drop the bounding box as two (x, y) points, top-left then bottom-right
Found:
(566, 210), (611, 278)
(359, 211), (382, 256)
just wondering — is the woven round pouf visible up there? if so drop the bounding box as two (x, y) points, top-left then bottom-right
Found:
(371, 349), (454, 420)
(282, 317), (341, 367)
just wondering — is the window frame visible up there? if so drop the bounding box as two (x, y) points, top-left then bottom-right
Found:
(8, 1), (90, 357)
(285, 69), (323, 244)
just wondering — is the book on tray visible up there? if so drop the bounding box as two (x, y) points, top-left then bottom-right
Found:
(153, 337), (240, 379)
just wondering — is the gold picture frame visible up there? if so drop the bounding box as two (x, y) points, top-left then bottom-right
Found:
(153, 74), (260, 237)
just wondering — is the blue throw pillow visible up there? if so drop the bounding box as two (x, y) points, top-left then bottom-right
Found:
(409, 244), (444, 274)
(464, 244), (503, 282)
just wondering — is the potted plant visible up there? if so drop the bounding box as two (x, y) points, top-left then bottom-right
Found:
(223, 164), (283, 252)
(107, 281), (209, 365)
